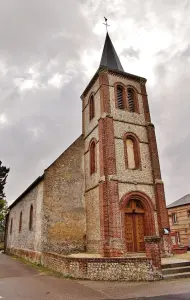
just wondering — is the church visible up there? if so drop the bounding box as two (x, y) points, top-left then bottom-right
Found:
(4, 32), (172, 281)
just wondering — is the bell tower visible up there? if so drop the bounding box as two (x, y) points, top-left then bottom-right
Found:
(81, 33), (171, 257)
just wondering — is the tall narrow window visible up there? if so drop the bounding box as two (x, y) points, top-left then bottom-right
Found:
(126, 138), (136, 169)
(10, 218), (13, 234)
(127, 88), (135, 112)
(29, 204), (33, 231)
(117, 85), (124, 109)
(89, 95), (95, 121)
(90, 141), (96, 174)
(124, 133), (141, 170)
(19, 211), (22, 232)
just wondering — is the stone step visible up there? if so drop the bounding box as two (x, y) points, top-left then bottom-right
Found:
(163, 272), (190, 280)
(163, 266), (190, 275)
(162, 261), (190, 269)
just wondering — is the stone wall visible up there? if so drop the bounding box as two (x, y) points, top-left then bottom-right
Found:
(43, 135), (86, 254)
(6, 180), (44, 254)
(41, 252), (162, 281)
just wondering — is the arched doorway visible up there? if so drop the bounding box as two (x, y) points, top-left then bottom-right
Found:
(125, 199), (145, 252)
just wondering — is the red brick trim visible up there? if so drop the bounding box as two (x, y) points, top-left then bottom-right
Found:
(140, 82), (151, 122)
(99, 71), (110, 114)
(98, 117), (116, 177)
(123, 132), (141, 170)
(120, 191), (156, 239)
(108, 69), (146, 84)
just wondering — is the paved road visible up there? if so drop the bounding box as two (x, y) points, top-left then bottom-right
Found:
(1, 252), (190, 299)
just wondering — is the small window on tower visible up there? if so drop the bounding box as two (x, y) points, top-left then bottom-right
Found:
(90, 141), (96, 175)
(117, 85), (124, 109)
(127, 88), (135, 112)
(89, 95), (95, 121)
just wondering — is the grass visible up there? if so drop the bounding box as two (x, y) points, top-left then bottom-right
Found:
(11, 255), (74, 279)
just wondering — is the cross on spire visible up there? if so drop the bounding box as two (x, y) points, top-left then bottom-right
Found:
(103, 17), (110, 32)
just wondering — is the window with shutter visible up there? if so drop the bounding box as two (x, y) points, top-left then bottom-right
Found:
(127, 88), (135, 112)
(117, 86), (124, 109)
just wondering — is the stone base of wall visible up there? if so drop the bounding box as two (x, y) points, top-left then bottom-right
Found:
(6, 248), (41, 264)
(6, 248), (163, 281)
(41, 252), (162, 281)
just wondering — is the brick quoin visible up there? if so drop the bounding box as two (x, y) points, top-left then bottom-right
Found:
(99, 69), (111, 114)
(98, 116), (123, 256)
(141, 82), (171, 253)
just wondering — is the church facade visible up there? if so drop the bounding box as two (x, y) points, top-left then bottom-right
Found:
(5, 33), (171, 281)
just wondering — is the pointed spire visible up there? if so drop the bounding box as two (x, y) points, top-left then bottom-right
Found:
(99, 33), (124, 72)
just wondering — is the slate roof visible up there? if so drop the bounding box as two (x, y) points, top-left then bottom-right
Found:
(167, 194), (190, 209)
(100, 32), (124, 72)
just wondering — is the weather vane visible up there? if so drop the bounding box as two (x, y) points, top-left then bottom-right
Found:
(103, 17), (110, 32)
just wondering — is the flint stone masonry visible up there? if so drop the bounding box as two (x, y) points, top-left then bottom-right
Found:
(41, 252), (162, 281)
(43, 135), (86, 254)
(6, 181), (43, 253)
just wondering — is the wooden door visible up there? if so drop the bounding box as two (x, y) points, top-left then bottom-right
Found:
(125, 214), (135, 252)
(125, 213), (145, 252)
(135, 214), (145, 252)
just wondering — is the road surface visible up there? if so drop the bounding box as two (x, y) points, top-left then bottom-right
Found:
(1, 252), (190, 299)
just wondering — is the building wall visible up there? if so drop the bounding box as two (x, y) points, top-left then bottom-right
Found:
(43, 135), (86, 254)
(168, 205), (190, 247)
(82, 77), (102, 253)
(108, 72), (158, 235)
(6, 181), (44, 254)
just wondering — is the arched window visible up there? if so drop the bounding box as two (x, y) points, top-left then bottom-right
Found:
(127, 88), (135, 112)
(90, 141), (96, 174)
(124, 133), (141, 169)
(117, 85), (125, 109)
(10, 218), (13, 234)
(29, 204), (33, 231)
(19, 211), (22, 232)
(89, 95), (95, 121)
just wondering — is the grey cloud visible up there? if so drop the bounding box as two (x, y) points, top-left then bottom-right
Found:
(121, 47), (140, 59)
(1, 0), (190, 207)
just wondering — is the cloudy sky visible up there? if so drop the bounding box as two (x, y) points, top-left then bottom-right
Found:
(0, 0), (190, 205)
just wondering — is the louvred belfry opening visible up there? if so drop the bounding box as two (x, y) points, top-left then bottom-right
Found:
(117, 86), (124, 109)
(127, 89), (135, 112)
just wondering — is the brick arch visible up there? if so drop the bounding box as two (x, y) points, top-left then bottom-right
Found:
(120, 191), (156, 237)
(123, 132), (141, 170)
